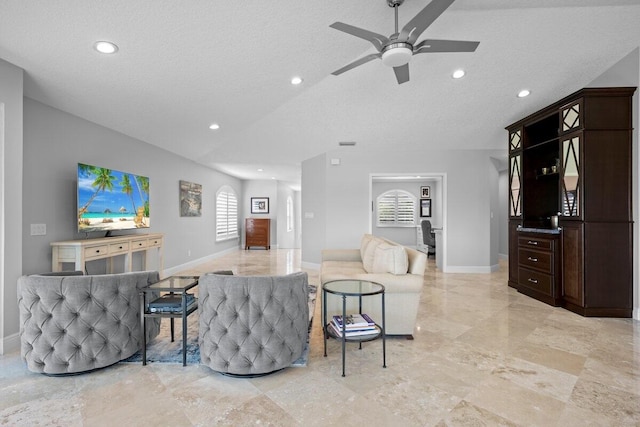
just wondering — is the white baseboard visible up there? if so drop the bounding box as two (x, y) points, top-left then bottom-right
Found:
(634, 307), (640, 321)
(444, 264), (499, 274)
(1, 332), (20, 355)
(162, 247), (240, 277)
(499, 253), (508, 260)
(301, 261), (320, 270)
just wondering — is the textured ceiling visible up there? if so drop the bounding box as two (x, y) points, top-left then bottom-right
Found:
(1, 0), (640, 189)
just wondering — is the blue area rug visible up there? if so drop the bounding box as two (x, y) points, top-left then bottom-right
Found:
(122, 285), (316, 367)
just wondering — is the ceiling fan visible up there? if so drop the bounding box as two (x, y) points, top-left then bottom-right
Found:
(330, 0), (479, 84)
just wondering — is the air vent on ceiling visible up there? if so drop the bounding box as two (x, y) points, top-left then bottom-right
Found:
(339, 141), (356, 146)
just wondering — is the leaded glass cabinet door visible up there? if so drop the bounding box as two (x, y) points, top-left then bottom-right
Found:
(561, 101), (581, 133)
(509, 154), (522, 217)
(508, 130), (522, 218)
(561, 134), (581, 217)
(509, 129), (522, 152)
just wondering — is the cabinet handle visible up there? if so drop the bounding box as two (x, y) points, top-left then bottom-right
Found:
(527, 257), (538, 262)
(527, 241), (538, 245)
(528, 278), (538, 284)
(96, 250), (100, 253)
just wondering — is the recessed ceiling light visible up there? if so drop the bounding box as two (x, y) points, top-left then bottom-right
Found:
(291, 76), (303, 85)
(518, 89), (531, 98)
(452, 69), (465, 79)
(271, 177), (276, 180)
(94, 41), (118, 54)
(209, 123), (220, 130)
(257, 168), (264, 172)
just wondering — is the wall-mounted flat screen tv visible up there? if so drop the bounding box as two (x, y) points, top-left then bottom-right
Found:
(77, 163), (150, 234)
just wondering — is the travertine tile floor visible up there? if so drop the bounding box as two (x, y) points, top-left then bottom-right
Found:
(2, 249), (639, 426)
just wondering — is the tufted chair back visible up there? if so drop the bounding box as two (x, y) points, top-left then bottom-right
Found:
(198, 271), (309, 376)
(17, 271), (161, 375)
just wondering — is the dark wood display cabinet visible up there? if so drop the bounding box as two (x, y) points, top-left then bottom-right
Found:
(507, 87), (636, 317)
(245, 218), (271, 250)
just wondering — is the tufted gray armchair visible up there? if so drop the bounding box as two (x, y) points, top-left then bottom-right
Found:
(17, 271), (161, 375)
(198, 271), (309, 377)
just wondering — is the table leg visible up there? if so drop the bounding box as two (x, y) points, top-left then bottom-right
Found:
(323, 289), (327, 357)
(182, 293), (187, 366)
(382, 292), (386, 369)
(170, 318), (175, 342)
(140, 291), (147, 366)
(341, 295), (347, 377)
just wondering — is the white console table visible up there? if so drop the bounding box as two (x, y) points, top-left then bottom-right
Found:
(51, 233), (164, 274)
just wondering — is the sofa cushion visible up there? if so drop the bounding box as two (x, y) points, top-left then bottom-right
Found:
(360, 234), (374, 270)
(371, 243), (408, 275)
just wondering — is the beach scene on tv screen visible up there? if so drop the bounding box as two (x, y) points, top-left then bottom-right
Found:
(78, 163), (150, 233)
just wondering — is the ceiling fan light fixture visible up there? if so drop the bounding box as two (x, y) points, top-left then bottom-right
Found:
(381, 43), (413, 67)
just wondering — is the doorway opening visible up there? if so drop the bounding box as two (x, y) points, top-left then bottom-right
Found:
(369, 172), (447, 271)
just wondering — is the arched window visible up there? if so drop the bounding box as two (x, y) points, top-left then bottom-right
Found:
(376, 190), (416, 227)
(216, 186), (238, 241)
(286, 196), (294, 232)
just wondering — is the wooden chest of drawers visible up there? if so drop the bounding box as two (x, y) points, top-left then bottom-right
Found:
(516, 233), (561, 306)
(245, 218), (270, 250)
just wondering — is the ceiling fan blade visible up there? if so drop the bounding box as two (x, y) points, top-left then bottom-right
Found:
(399, 0), (455, 45)
(393, 64), (410, 84)
(330, 22), (389, 52)
(414, 39), (479, 54)
(331, 53), (382, 76)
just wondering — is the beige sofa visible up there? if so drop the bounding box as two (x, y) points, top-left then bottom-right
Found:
(320, 234), (427, 337)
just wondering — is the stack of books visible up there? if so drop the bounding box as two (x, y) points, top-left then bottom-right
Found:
(329, 313), (378, 338)
(147, 293), (197, 313)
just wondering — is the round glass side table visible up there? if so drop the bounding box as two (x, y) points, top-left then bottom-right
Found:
(322, 279), (386, 377)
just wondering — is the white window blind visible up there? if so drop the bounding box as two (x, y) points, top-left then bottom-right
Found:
(376, 190), (416, 227)
(216, 186), (238, 241)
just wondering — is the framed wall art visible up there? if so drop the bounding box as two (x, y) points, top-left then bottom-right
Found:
(179, 180), (202, 217)
(420, 198), (432, 217)
(251, 197), (270, 214)
(420, 186), (430, 198)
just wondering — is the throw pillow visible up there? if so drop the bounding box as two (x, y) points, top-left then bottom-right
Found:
(362, 236), (383, 273)
(371, 243), (409, 275)
(360, 234), (374, 261)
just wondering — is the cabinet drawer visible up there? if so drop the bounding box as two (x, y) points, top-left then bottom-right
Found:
(147, 237), (162, 248)
(519, 249), (552, 273)
(131, 239), (148, 250)
(518, 268), (553, 296)
(84, 245), (109, 259)
(518, 237), (552, 251)
(109, 241), (130, 255)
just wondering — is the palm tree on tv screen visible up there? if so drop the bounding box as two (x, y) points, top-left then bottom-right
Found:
(136, 176), (150, 216)
(78, 165), (116, 217)
(121, 174), (136, 213)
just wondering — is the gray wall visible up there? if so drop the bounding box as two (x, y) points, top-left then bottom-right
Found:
(498, 170), (509, 258)
(0, 59), (23, 353)
(276, 183), (299, 249)
(302, 148), (503, 272)
(301, 153), (327, 266)
(22, 98), (243, 276)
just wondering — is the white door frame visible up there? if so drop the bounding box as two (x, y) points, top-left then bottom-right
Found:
(369, 172), (448, 272)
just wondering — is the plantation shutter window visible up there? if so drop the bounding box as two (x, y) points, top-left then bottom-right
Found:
(376, 190), (416, 227)
(216, 186), (239, 241)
